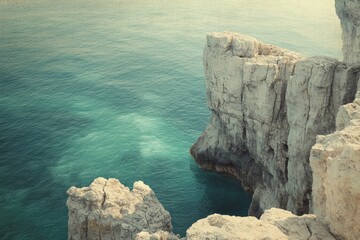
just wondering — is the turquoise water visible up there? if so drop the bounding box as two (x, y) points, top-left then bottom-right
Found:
(0, 0), (341, 239)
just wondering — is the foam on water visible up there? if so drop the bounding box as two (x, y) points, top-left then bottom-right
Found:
(0, 0), (341, 239)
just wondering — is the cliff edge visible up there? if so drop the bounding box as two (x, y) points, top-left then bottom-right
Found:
(67, 0), (360, 239)
(310, 92), (360, 239)
(190, 31), (360, 216)
(336, 0), (360, 65)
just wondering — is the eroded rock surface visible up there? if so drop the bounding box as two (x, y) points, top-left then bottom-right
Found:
(261, 208), (336, 240)
(67, 177), (173, 240)
(135, 230), (181, 240)
(186, 213), (288, 240)
(186, 208), (334, 240)
(310, 94), (360, 240)
(190, 32), (360, 216)
(336, 0), (360, 65)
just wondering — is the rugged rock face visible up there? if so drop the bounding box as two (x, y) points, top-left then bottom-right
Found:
(310, 93), (360, 240)
(186, 208), (335, 240)
(190, 32), (360, 216)
(186, 213), (288, 240)
(67, 178), (173, 240)
(260, 208), (336, 240)
(67, 179), (336, 240)
(335, 0), (360, 65)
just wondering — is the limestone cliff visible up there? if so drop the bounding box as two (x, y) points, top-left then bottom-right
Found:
(335, 0), (360, 65)
(190, 32), (360, 216)
(310, 93), (360, 240)
(67, 178), (174, 240)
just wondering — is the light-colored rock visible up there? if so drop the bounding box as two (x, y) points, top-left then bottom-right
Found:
(67, 177), (173, 240)
(190, 32), (360, 216)
(135, 230), (181, 240)
(261, 208), (335, 240)
(186, 208), (334, 240)
(186, 213), (288, 240)
(336, 0), (360, 64)
(310, 95), (360, 240)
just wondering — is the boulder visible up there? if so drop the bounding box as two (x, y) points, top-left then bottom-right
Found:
(67, 178), (173, 240)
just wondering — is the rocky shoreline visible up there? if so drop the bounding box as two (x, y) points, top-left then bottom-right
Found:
(67, 0), (360, 239)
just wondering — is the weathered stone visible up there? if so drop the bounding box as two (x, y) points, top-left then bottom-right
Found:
(67, 178), (173, 240)
(261, 208), (335, 240)
(135, 230), (181, 240)
(186, 213), (288, 240)
(336, 0), (360, 65)
(310, 95), (360, 240)
(190, 32), (360, 216)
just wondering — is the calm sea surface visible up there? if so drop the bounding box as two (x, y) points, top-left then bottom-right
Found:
(0, 0), (341, 239)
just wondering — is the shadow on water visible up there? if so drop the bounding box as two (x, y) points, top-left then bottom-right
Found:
(189, 158), (252, 217)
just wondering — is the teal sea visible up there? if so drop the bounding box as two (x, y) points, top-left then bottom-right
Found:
(0, 0), (341, 239)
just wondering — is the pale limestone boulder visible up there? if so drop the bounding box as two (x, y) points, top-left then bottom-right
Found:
(310, 96), (360, 240)
(260, 208), (335, 240)
(135, 230), (181, 240)
(67, 178), (173, 240)
(336, 0), (360, 64)
(190, 32), (360, 216)
(186, 214), (288, 240)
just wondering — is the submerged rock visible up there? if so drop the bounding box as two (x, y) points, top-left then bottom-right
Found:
(190, 31), (360, 216)
(67, 178), (173, 240)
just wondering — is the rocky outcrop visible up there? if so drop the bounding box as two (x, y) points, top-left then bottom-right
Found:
(135, 230), (181, 240)
(67, 178), (174, 240)
(190, 32), (360, 216)
(186, 208), (335, 240)
(68, 179), (336, 240)
(186, 213), (287, 240)
(335, 0), (360, 65)
(310, 93), (360, 240)
(260, 208), (336, 240)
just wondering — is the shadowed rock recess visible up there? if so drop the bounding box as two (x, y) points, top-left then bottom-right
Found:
(190, 31), (360, 216)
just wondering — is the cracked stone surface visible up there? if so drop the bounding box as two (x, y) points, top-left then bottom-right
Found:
(336, 0), (360, 65)
(260, 208), (336, 240)
(190, 32), (360, 216)
(186, 213), (288, 240)
(186, 208), (334, 240)
(310, 94), (360, 240)
(67, 177), (173, 240)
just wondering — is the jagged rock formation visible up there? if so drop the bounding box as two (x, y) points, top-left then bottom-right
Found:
(67, 179), (336, 240)
(66, 1), (360, 239)
(310, 93), (360, 240)
(335, 0), (360, 65)
(186, 208), (335, 240)
(67, 178), (174, 240)
(190, 32), (360, 216)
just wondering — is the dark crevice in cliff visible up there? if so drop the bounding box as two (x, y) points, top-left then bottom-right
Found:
(305, 222), (312, 240)
(101, 181), (107, 209)
(85, 216), (89, 240)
